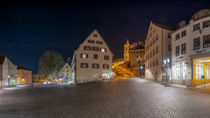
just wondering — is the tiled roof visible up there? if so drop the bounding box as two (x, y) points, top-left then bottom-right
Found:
(0, 56), (6, 65)
(153, 22), (175, 31)
(17, 66), (31, 71)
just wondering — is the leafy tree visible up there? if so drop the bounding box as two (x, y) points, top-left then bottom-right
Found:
(38, 51), (65, 79)
(67, 57), (71, 64)
(32, 73), (39, 83)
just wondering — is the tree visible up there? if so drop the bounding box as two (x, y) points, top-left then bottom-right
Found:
(38, 51), (65, 79)
(67, 57), (71, 64)
(32, 73), (39, 83)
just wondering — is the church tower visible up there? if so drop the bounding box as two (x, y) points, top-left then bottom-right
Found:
(124, 40), (130, 62)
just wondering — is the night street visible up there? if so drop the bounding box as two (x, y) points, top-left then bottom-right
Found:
(0, 78), (210, 118)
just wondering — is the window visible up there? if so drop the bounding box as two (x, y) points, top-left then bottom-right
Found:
(80, 53), (88, 59)
(181, 43), (186, 54)
(92, 63), (99, 68)
(100, 48), (106, 52)
(87, 40), (95, 43)
(150, 41), (152, 46)
(153, 61), (155, 67)
(103, 64), (109, 69)
(93, 34), (97, 37)
(81, 63), (88, 68)
(96, 41), (103, 44)
(150, 52), (152, 57)
(156, 47), (158, 53)
(176, 46), (180, 56)
(176, 34), (180, 40)
(181, 30), (186, 37)
(92, 46), (99, 51)
(156, 35), (159, 41)
(153, 49), (155, 56)
(104, 55), (109, 60)
(84, 46), (91, 51)
(203, 35), (210, 48)
(203, 20), (210, 28)
(193, 38), (200, 50)
(168, 33), (171, 38)
(93, 54), (98, 59)
(193, 24), (200, 31)
(168, 44), (171, 51)
(156, 59), (158, 66)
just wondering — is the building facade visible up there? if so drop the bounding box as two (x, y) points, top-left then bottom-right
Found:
(59, 63), (72, 83)
(145, 22), (174, 81)
(71, 29), (113, 83)
(171, 9), (210, 86)
(17, 67), (32, 85)
(124, 40), (145, 76)
(0, 56), (17, 88)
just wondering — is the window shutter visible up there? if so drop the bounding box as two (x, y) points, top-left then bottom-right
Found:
(80, 54), (82, 58)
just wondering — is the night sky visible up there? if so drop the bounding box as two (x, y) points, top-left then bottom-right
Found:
(0, 0), (209, 72)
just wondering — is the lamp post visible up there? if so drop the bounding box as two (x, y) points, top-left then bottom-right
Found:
(8, 75), (10, 87)
(163, 58), (171, 87)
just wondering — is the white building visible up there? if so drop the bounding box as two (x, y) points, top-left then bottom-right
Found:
(71, 29), (113, 83)
(171, 9), (210, 87)
(0, 56), (17, 88)
(145, 22), (174, 81)
(59, 63), (72, 83)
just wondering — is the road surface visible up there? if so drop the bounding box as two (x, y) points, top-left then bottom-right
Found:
(0, 78), (210, 118)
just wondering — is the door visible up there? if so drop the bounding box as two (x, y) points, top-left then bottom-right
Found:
(154, 72), (158, 81)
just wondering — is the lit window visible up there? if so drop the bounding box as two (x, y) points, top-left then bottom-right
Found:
(100, 48), (106, 52)
(176, 63), (180, 80)
(81, 53), (88, 59)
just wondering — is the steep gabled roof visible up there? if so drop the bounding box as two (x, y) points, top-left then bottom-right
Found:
(0, 56), (6, 65)
(152, 22), (175, 31)
(17, 66), (31, 71)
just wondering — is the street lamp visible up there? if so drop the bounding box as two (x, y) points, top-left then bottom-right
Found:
(8, 75), (10, 87)
(163, 58), (171, 87)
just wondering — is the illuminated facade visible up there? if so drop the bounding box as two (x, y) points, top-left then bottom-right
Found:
(145, 22), (174, 81)
(71, 29), (113, 83)
(171, 9), (210, 86)
(17, 67), (32, 85)
(0, 56), (17, 88)
(123, 40), (145, 76)
(59, 63), (72, 83)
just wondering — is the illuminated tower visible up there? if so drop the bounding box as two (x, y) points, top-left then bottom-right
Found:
(124, 40), (130, 62)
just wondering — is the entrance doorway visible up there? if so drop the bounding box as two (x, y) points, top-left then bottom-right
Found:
(154, 72), (158, 81)
(193, 57), (210, 86)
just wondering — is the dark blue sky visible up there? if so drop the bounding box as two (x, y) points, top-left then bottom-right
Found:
(0, 0), (209, 72)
